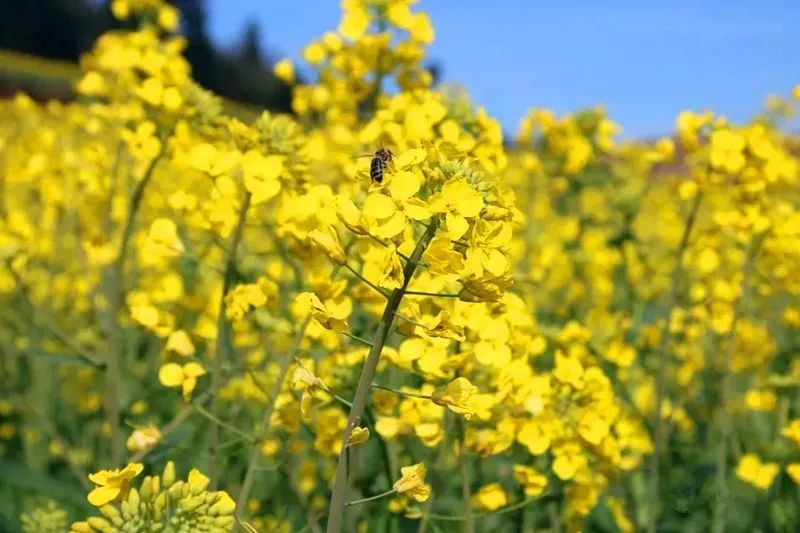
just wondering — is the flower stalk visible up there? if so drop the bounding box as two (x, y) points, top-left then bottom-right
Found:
(235, 315), (310, 520)
(104, 141), (166, 464)
(326, 220), (439, 533)
(208, 192), (252, 488)
(648, 191), (702, 533)
(712, 233), (764, 533)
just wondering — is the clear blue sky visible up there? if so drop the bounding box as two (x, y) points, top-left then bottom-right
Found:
(207, 0), (799, 138)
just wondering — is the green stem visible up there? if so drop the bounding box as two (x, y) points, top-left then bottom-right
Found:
(345, 488), (396, 507)
(326, 221), (439, 533)
(648, 191), (702, 533)
(422, 494), (556, 522)
(458, 419), (474, 533)
(404, 290), (460, 298)
(371, 383), (431, 400)
(343, 262), (390, 298)
(343, 331), (374, 347)
(417, 410), (453, 533)
(4, 261), (103, 369)
(235, 315), (310, 520)
(712, 233), (763, 533)
(104, 140), (165, 465)
(194, 404), (256, 443)
(25, 398), (91, 490)
(128, 391), (212, 463)
(208, 192), (252, 488)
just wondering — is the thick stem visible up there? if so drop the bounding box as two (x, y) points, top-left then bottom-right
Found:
(712, 234), (762, 533)
(647, 191), (702, 533)
(235, 316), (310, 520)
(326, 221), (438, 533)
(104, 142), (165, 465)
(208, 192), (252, 488)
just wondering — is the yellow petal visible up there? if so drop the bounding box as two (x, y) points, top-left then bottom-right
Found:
(409, 13), (434, 44)
(457, 194), (484, 218)
(242, 151), (284, 181)
(481, 248), (508, 276)
(362, 193), (396, 219)
(389, 171), (421, 201)
(402, 197), (432, 220)
(183, 362), (206, 378)
(244, 176), (281, 205)
(446, 212), (469, 241)
(339, 7), (370, 40)
(374, 211), (407, 239)
(188, 468), (211, 495)
(439, 120), (460, 143)
(189, 143), (216, 173)
(349, 427), (370, 447)
(149, 218), (178, 242)
(158, 363), (184, 388)
(395, 148), (427, 169)
(210, 149), (241, 176)
(165, 330), (195, 356)
(87, 486), (120, 507)
(181, 378), (196, 400)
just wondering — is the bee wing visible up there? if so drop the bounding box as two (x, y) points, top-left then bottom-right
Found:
(352, 153), (374, 159)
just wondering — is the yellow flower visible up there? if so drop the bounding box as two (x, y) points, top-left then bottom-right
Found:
(553, 351), (584, 389)
(378, 244), (405, 290)
(110, 0), (130, 20)
(338, 4), (370, 40)
(709, 129), (746, 173)
(744, 389), (776, 412)
(431, 377), (478, 419)
(428, 179), (484, 240)
(126, 424), (161, 453)
(552, 444), (587, 481)
(273, 58), (295, 83)
(295, 292), (349, 332)
(225, 281), (271, 321)
(241, 150), (283, 205)
(157, 5), (180, 32)
(578, 409), (610, 445)
(392, 463), (431, 502)
(517, 420), (551, 455)
(471, 483), (507, 511)
(512, 465), (548, 496)
(292, 366), (323, 390)
(145, 218), (184, 259)
(780, 419), (800, 447)
(158, 362), (207, 400)
(736, 453), (779, 490)
(349, 427), (370, 447)
(165, 330), (195, 357)
(307, 228), (346, 264)
(787, 463), (800, 484)
(86, 463), (143, 506)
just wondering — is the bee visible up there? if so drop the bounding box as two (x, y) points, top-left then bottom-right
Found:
(369, 147), (393, 184)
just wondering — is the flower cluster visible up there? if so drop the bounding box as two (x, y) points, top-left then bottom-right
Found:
(71, 462), (235, 532)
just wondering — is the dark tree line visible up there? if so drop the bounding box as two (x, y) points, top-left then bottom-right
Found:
(0, 0), (292, 112)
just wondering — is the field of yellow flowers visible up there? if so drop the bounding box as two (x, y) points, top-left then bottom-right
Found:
(2, 1), (800, 532)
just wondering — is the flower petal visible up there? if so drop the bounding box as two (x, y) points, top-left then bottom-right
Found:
(389, 170), (421, 201)
(158, 363), (185, 388)
(87, 486), (120, 507)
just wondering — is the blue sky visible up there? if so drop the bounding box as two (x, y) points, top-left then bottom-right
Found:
(207, 0), (799, 138)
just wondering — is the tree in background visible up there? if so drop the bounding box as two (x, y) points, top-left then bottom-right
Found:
(0, 0), (292, 112)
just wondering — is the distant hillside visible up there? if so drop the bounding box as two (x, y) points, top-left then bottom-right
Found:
(0, 0), (292, 113)
(0, 49), (261, 122)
